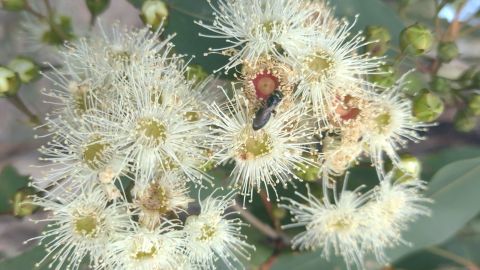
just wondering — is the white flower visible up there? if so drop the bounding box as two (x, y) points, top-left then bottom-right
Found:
(280, 182), (372, 270)
(183, 190), (254, 270)
(360, 82), (431, 175)
(133, 172), (193, 229)
(197, 0), (325, 72)
(208, 87), (316, 201)
(363, 174), (431, 262)
(103, 223), (185, 270)
(27, 186), (131, 270)
(37, 116), (127, 190)
(84, 59), (212, 183)
(293, 16), (382, 123)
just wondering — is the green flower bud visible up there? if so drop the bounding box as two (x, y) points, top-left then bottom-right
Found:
(400, 23), (433, 55)
(369, 64), (396, 87)
(0, 0), (26, 11)
(186, 64), (208, 86)
(12, 187), (38, 217)
(140, 0), (169, 29)
(386, 154), (422, 182)
(430, 76), (450, 94)
(438, 41), (458, 63)
(472, 71), (480, 89)
(454, 110), (477, 133)
(413, 91), (444, 122)
(86, 0), (110, 16)
(364, 25), (391, 56)
(0, 66), (20, 97)
(459, 68), (477, 89)
(41, 16), (75, 46)
(7, 56), (40, 83)
(294, 161), (319, 182)
(468, 95), (480, 116)
(272, 206), (287, 220)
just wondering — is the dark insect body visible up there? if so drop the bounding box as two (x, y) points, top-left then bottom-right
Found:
(252, 90), (284, 130)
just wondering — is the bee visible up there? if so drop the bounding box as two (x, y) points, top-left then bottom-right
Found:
(252, 90), (284, 130)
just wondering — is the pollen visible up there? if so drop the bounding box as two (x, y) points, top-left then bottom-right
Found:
(135, 117), (167, 146)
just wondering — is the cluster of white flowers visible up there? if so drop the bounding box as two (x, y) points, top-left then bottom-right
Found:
(32, 24), (254, 270)
(197, 0), (433, 268)
(31, 0), (434, 269)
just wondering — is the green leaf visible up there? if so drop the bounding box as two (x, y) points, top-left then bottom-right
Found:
(387, 157), (480, 262)
(0, 246), (47, 270)
(0, 165), (30, 213)
(332, 0), (404, 43)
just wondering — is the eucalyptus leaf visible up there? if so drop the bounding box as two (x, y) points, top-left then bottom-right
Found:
(0, 246), (48, 270)
(0, 165), (30, 213)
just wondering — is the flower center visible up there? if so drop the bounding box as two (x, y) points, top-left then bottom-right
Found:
(261, 20), (279, 34)
(184, 111), (200, 122)
(135, 117), (167, 146)
(73, 211), (99, 238)
(307, 51), (335, 80)
(237, 132), (274, 160)
(334, 95), (361, 121)
(132, 244), (157, 261)
(197, 223), (217, 241)
(326, 215), (356, 233)
(374, 112), (392, 133)
(252, 71), (279, 100)
(141, 183), (170, 214)
(82, 135), (110, 170)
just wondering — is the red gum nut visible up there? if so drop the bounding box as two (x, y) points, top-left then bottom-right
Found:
(252, 71), (279, 100)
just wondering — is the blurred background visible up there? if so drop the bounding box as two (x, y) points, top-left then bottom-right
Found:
(0, 0), (479, 269)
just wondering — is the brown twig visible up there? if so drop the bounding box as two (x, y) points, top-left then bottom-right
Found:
(7, 95), (42, 126)
(427, 247), (480, 270)
(231, 204), (279, 240)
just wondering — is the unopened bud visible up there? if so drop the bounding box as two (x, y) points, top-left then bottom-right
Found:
(140, 0), (169, 29)
(369, 64), (396, 87)
(186, 64), (208, 86)
(86, 0), (110, 16)
(386, 154), (422, 182)
(8, 56), (39, 83)
(459, 68), (477, 89)
(0, 66), (20, 97)
(364, 25), (391, 56)
(294, 161), (319, 182)
(474, 72), (480, 89)
(41, 16), (75, 45)
(413, 91), (444, 122)
(0, 0), (26, 11)
(12, 187), (38, 217)
(400, 23), (433, 55)
(468, 95), (480, 116)
(438, 41), (458, 63)
(454, 110), (477, 132)
(431, 76), (450, 94)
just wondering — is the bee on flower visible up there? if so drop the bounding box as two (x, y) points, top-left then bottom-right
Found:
(208, 86), (317, 201)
